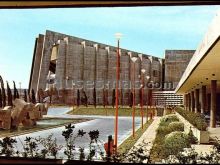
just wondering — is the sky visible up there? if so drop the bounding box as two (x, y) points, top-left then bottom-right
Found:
(0, 5), (220, 89)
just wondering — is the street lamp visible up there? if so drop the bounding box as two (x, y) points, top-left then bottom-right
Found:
(114, 32), (122, 152)
(140, 69), (146, 129)
(146, 75), (150, 122)
(131, 56), (138, 138)
(149, 80), (154, 120)
(66, 76), (69, 89)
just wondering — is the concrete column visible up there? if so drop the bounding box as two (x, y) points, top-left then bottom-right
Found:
(191, 91), (195, 112)
(55, 40), (66, 90)
(195, 89), (200, 113)
(210, 80), (217, 128)
(188, 93), (191, 111)
(184, 94), (187, 110)
(201, 85), (206, 114)
(186, 94), (189, 111)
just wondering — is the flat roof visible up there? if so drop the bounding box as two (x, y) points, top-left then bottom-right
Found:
(175, 11), (220, 94)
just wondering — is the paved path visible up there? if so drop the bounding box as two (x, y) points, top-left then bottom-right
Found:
(208, 127), (220, 140)
(14, 107), (143, 159)
(127, 117), (161, 163)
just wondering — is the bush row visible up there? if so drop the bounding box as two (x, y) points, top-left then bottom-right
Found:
(150, 114), (198, 162)
(175, 107), (207, 131)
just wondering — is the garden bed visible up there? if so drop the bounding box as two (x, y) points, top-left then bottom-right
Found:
(175, 107), (209, 144)
(149, 114), (197, 163)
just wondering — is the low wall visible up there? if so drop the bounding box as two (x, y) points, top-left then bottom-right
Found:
(175, 112), (209, 144)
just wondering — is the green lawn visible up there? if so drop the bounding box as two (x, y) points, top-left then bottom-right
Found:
(68, 106), (155, 117)
(117, 120), (153, 154)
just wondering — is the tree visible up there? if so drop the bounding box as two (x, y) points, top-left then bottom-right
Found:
(112, 89), (115, 108)
(0, 89), (2, 108)
(37, 88), (44, 103)
(6, 81), (13, 106)
(31, 89), (36, 104)
(0, 75), (6, 107)
(81, 90), (88, 107)
(77, 89), (80, 107)
(93, 87), (96, 108)
(48, 86), (53, 104)
(37, 90), (41, 103)
(148, 90), (152, 107)
(13, 81), (20, 99)
(85, 91), (88, 107)
(129, 90), (133, 108)
(24, 89), (27, 102)
(120, 88), (123, 107)
(103, 88), (106, 108)
(16, 89), (19, 99)
(13, 81), (17, 100)
(105, 89), (109, 106)
(13, 81), (19, 100)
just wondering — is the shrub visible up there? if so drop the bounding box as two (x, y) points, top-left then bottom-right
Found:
(168, 122), (184, 132)
(187, 128), (198, 144)
(175, 107), (207, 131)
(159, 114), (179, 126)
(157, 126), (172, 135)
(157, 122), (184, 135)
(164, 131), (190, 156)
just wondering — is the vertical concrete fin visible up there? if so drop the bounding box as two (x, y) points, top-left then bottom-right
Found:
(29, 37), (38, 93)
(138, 54), (143, 61)
(36, 34), (46, 93)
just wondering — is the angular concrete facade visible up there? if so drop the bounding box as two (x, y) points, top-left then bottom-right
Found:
(165, 50), (195, 90)
(29, 30), (164, 105)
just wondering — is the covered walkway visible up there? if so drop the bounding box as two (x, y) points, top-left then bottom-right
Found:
(175, 11), (220, 128)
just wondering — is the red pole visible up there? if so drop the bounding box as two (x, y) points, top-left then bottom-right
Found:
(114, 39), (120, 152)
(141, 74), (144, 129)
(132, 63), (135, 138)
(150, 89), (152, 120)
(146, 97), (148, 122)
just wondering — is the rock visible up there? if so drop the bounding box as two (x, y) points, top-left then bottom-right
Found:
(28, 111), (36, 120)
(11, 107), (19, 120)
(11, 117), (19, 128)
(34, 111), (41, 120)
(34, 103), (48, 116)
(0, 109), (11, 129)
(0, 98), (48, 129)
(22, 119), (36, 127)
(3, 106), (13, 110)
(13, 99), (27, 111)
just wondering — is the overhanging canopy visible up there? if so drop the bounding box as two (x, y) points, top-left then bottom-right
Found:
(175, 11), (220, 94)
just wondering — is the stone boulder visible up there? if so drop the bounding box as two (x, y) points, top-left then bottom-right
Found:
(0, 99), (48, 129)
(0, 108), (11, 129)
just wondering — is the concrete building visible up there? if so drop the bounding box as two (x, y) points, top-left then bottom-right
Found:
(29, 30), (164, 105)
(176, 11), (220, 128)
(165, 50), (195, 90)
(29, 30), (196, 106)
(151, 50), (195, 107)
